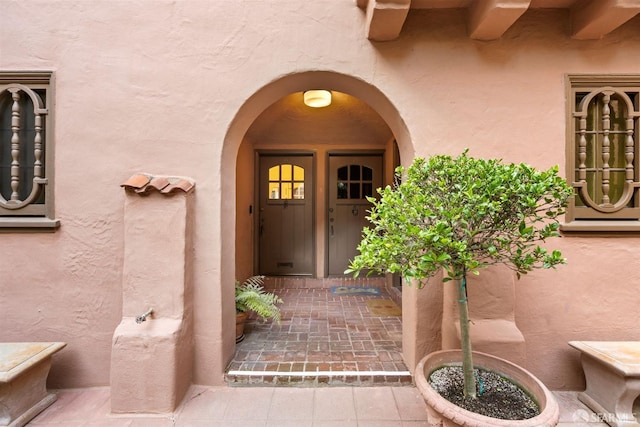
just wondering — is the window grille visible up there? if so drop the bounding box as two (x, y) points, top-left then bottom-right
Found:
(0, 72), (58, 230)
(565, 75), (640, 231)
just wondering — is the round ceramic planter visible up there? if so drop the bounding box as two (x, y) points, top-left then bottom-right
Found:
(415, 350), (559, 427)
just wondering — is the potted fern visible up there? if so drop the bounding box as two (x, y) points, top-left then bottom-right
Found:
(235, 275), (283, 343)
(346, 151), (572, 425)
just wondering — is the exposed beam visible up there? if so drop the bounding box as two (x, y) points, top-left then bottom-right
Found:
(571, 0), (640, 40)
(468, 0), (532, 41)
(363, 0), (411, 41)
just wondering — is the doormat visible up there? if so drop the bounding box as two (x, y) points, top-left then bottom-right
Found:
(330, 286), (381, 296)
(366, 299), (402, 316)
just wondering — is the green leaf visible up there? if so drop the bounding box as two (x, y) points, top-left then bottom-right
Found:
(346, 150), (571, 286)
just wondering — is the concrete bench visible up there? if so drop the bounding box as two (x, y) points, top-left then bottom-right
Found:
(569, 341), (640, 427)
(0, 342), (66, 427)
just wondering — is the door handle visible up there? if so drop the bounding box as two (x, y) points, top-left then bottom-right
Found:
(352, 206), (359, 216)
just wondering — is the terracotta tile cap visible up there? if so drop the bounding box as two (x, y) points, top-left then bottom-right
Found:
(121, 173), (195, 195)
(161, 178), (195, 194)
(120, 174), (151, 190)
(148, 176), (171, 192)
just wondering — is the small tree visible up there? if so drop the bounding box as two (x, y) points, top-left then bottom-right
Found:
(346, 151), (572, 398)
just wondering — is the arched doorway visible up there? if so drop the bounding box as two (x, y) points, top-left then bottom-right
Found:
(241, 90), (394, 278)
(220, 71), (430, 383)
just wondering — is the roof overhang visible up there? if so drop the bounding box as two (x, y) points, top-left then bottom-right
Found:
(357, 0), (640, 41)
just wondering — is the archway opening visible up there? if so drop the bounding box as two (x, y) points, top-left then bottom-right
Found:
(219, 71), (429, 385)
(237, 90), (397, 279)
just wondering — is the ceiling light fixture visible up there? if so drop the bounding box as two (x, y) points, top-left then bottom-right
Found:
(303, 90), (332, 108)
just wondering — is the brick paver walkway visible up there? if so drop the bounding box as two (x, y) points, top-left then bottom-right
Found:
(226, 277), (411, 386)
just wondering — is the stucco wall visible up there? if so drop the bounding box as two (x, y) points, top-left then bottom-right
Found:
(1, 1), (639, 391)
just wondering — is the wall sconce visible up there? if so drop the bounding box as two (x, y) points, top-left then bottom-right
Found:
(303, 90), (332, 108)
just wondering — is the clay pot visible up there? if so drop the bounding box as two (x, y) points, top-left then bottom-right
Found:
(415, 350), (559, 427)
(235, 312), (249, 343)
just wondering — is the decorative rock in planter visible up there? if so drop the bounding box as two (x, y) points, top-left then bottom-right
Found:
(415, 350), (559, 427)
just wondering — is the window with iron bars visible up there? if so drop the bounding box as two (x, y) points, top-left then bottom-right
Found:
(564, 75), (640, 231)
(0, 72), (59, 230)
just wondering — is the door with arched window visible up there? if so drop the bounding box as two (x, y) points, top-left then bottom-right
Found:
(327, 154), (383, 276)
(257, 153), (314, 275)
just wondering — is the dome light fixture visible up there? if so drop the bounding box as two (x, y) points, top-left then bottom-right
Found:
(303, 90), (332, 108)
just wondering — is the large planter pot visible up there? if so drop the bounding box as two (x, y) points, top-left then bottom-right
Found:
(415, 350), (559, 427)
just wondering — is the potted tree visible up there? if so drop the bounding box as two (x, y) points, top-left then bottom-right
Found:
(346, 151), (572, 426)
(235, 275), (283, 343)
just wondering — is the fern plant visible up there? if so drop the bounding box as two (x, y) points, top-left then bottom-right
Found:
(235, 275), (283, 323)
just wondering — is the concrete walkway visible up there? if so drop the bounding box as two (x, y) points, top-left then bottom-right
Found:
(27, 386), (608, 426)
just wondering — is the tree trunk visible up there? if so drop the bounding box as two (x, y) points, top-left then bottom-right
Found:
(457, 274), (476, 398)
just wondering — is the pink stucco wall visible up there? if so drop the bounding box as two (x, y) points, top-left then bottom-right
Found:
(1, 2), (639, 391)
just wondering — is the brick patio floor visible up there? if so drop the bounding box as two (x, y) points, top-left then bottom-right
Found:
(225, 277), (411, 386)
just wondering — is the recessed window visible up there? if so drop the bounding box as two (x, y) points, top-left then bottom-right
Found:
(0, 72), (58, 230)
(564, 75), (640, 231)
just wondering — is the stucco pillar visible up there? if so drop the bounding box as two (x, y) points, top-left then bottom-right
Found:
(110, 174), (195, 414)
(402, 274), (443, 372)
(441, 267), (526, 367)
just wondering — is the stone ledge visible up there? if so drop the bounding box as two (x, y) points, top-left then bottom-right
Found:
(569, 341), (640, 427)
(0, 342), (66, 427)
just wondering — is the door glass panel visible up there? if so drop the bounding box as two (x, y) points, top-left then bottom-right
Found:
(282, 164), (292, 181)
(269, 182), (280, 199)
(269, 166), (280, 181)
(350, 165), (360, 180)
(337, 182), (347, 199)
(268, 163), (305, 200)
(350, 183), (360, 199)
(362, 183), (373, 198)
(338, 166), (348, 181)
(362, 166), (372, 181)
(335, 164), (376, 200)
(281, 182), (292, 199)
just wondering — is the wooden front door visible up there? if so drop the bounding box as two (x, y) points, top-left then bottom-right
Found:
(327, 154), (383, 276)
(257, 154), (314, 276)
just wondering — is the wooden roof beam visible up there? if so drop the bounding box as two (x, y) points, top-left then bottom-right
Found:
(468, 0), (532, 41)
(361, 0), (411, 41)
(571, 0), (640, 40)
